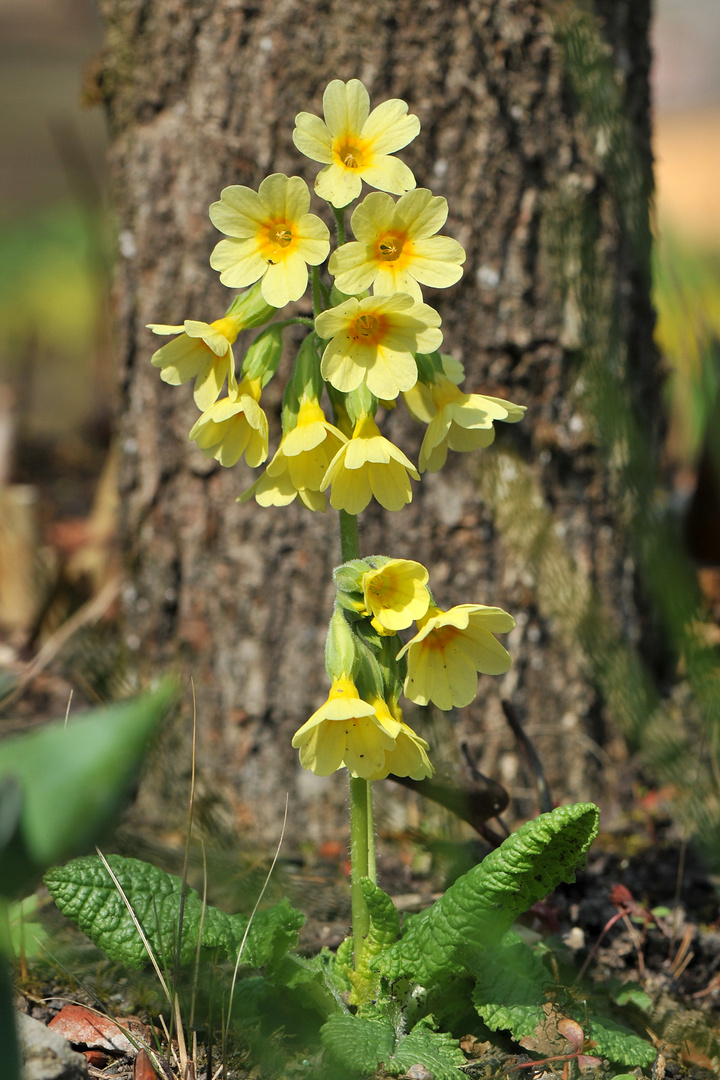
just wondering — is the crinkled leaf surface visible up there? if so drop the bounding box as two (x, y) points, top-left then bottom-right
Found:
(590, 1015), (655, 1067)
(376, 803), (599, 985)
(0, 684), (175, 898)
(471, 939), (552, 1039)
(45, 855), (303, 971)
(350, 878), (399, 1006)
(321, 1014), (465, 1079)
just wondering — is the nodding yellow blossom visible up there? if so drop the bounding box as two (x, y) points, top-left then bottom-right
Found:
(361, 559), (430, 633)
(398, 604), (515, 710)
(407, 374), (526, 472)
(291, 675), (401, 778)
(364, 696), (433, 781)
(147, 315), (242, 411)
(321, 412), (419, 514)
(315, 293), (442, 401)
(329, 189), (465, 302)
(240, 398), (346, 511)
(293, 79), (420, 209)
(189, 375), (268, 468)
(209, 174), (330, 307)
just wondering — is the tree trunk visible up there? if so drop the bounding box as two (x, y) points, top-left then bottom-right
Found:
(96, 0), (655, 849)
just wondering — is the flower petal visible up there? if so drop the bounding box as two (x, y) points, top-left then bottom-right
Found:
(293, 111), (333, 163)
(209, 186), (267, 236)
(362, 99), (420, 153)
(323, 78), (370, 139)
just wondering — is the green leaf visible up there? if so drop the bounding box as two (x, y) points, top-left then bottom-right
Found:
(471, 939), (552, 1039)
(0, 895), (48, 959)
(225, 897), (304, 970)
(321, 1014), (465, 1079)
(376, 803), (599, 985)
(590, 1015), (655, 1067)
(0, 684), (175, 898)
(350, 878), (399, 1006)
(45, 855), (303, 971)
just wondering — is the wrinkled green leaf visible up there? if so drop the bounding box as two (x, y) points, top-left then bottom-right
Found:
(471, 939), (552, 1039)
(351, 878), (399, 1006)
(0, 684), (175, 898)
(590, 1015), (655, 1067)
(377, 803), (599, 985)
(45, 854), (303, 971)
(321, 1013), (465, 1079)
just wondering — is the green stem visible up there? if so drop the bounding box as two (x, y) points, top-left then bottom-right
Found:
(338, 508), (374, 964)
(332, 206), (346, 247)
(311, 265), (323, 319)
(349, 775), (370, 965)
(339, 509), (360, 561)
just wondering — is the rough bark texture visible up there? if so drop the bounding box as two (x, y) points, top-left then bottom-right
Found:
(95, 0), (655, 848)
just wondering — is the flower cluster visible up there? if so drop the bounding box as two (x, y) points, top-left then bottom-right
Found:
(292, 557), (515, 780)
(146, 78), (524, 511)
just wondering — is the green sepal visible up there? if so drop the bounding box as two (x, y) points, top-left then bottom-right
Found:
(290, 332), (323, 402)
(348, 878), (400, 1007)
(375, 803), (600, 986)
(326, 383), (353, 438)
(225, 280), (276, 329)
(354, 639), (386, 701)
(280, 378), (301, 435)
(241, 324), (284, 386)
(324, 605), (359, 680)
(328, 284), (369, 307)
(415, 351), (444, 384)
(345, 383), (377, 426)
(333, 558), (370, 597)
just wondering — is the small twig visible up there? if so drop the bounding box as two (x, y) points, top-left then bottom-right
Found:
(1, 576), (120, 708)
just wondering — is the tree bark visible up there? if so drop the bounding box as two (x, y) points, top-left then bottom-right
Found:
(96, 0), (655, 848)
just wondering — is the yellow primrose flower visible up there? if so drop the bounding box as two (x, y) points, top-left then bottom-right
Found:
(209, 174), (330, 307)
(364, 696), (433, 781)
(147, 315), (242, 411)
(329, 189), (466, 302)
(315, 293), (442, 400)
(293, 79), (420, 209)
(189, 375), (268, 468)
(292, 675), (401, 778)
(240, 398), (347, 511)
(321, 412), (420, 514)
(408, 374), (526, 473)
(398, 604), (515, 710)
(362, 559), (430, 633)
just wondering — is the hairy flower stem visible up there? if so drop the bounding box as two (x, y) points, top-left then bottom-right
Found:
(339, 509), (375, 966)
(332, 206), (346, 247)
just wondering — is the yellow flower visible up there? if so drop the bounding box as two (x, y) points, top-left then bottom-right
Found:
(147, 315), (242, 411)
(408, 374), (526, 472)
(293, 79), (420, 208)
(398, 604), (515, 710)
(209, 174), (330, 307)
(315, 294), (442, 400)
(189, 375), (268, 468)
(321, 412), (420, 514)
(240, 398), (347, 511)
(363, 697), (433, 781)
(329, 189), (466, 302)
(292, 675), (401, 778)
(362, 559), (430, 633)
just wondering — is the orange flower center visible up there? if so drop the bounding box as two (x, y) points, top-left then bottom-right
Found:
(335, 139), (368, 171)
(350, 312), (387, 346)
(261, 220), (294, 265)
(377, 233), (405, 262)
